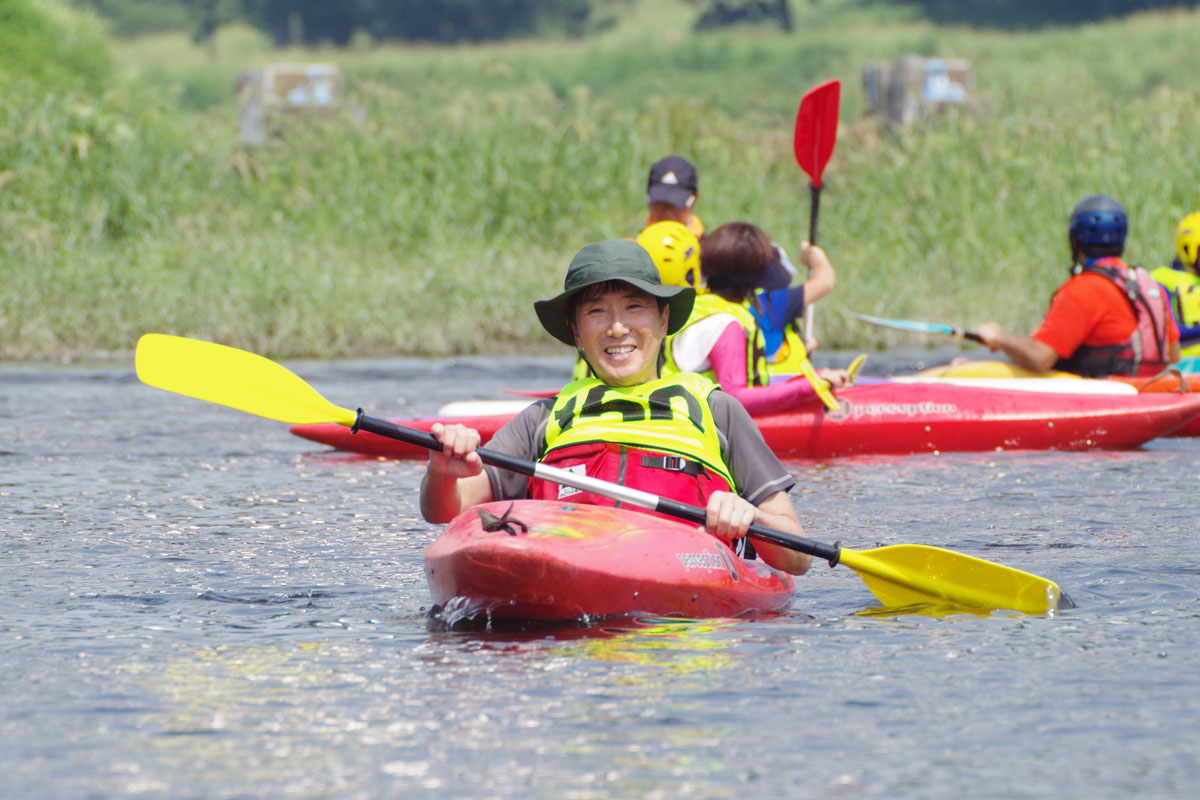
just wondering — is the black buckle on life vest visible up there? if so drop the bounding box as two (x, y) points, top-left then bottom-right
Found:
(641, 455), (703, 476)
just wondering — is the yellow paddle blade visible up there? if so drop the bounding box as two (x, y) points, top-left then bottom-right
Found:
(135, 334), (357, 426)
(838, 544), (1068, 615)
(796, 357), (840, 411)
(846, 353), (867, 383)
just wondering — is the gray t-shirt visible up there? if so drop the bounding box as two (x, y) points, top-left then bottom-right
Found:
(483, 390), (794, 505)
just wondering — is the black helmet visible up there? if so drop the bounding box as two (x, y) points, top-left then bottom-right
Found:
(1068, 195), (1127, 258)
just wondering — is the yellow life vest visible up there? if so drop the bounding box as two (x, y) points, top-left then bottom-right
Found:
(543, 372), (734, 487)
(1152, 265), (1200, 357)
(662, 293), (769, 387)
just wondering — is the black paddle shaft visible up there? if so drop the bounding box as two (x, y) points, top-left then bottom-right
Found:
(352, 412), (844, 566)
(353, 413), (536, 478)
(809, 184), (822, 245)
(654, 495), (842, 564)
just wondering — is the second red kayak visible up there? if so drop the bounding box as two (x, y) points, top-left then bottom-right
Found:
(290, 382), (1200, 459)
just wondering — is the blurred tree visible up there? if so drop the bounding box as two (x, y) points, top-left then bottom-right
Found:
(241, 0), (365, 45)
(5, 0), (113, 91)
(238, 0), (631, 45)
(688, 0), (794, 31)
(71, 0), (193, 35)
(186, 0), (232, 45)
(70, 0), (631, 43)
(901, 0), (1200, 28)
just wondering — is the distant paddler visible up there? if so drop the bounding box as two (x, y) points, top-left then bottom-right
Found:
(975, 195), (1180, 377)
(1152, 211), (1200, 359)
(640, 156), (829, 367)
(661, 221), (850, 414)
(644, 155), (705, 239)
(420, 239), (812, 575)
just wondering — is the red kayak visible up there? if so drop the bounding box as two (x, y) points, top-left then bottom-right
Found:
(424, 499), (794, 622)
(752, 382), (1200, 457)
(290, 382), (1200, 459)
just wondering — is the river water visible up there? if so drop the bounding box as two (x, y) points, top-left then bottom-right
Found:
(3, 350), (1199, 799)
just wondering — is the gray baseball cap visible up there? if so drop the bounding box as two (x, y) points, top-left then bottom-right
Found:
(647, 156), (698, 209)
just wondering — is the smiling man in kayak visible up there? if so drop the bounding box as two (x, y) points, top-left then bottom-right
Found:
(976, 195), (1180, 377)
(420, 239), (812, 575)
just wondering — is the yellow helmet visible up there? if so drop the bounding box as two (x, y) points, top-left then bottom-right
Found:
(636, 221), (701, 289)
(1176, 212), (1200, 270)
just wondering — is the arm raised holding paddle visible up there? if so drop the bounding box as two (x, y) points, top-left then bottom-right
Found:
(797, 241), (836, 310)
(792, 240), (843, 366)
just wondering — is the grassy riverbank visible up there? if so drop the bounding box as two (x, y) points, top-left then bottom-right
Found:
(4, 1), (1200, 360)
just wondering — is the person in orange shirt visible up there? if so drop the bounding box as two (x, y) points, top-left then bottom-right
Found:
(976, 195), (1180, 377)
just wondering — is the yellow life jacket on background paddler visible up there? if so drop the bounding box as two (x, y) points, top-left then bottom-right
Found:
(1152, 262), (1200, 358)
(663, 293), (770, 387)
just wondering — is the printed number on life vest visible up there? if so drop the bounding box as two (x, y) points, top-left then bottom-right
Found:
(555, 384), (705, 433)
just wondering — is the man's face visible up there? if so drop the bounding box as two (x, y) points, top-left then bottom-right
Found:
(572, 284), (670, 387)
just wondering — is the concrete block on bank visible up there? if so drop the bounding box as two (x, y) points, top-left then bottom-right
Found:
(864, 55), (973, 127)
(237, 63), (344, 147)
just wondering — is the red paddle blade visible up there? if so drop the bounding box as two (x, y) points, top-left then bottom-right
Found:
(793, 79), (841, 189)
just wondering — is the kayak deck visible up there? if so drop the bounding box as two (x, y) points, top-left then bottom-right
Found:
(424, 500), (795, 623)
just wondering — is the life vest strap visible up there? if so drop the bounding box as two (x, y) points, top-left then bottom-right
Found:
(640, 454), (706, 476)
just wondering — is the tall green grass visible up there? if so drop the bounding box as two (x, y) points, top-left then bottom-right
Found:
(3, 3), (1200, 360)
(0, 0), (112, 94)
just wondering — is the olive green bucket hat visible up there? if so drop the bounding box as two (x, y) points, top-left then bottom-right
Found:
(534, 240), (696, 346)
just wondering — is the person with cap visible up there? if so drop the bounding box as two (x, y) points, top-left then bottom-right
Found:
(1151, 211), (1200, 359)
(976, 195), (1179, 376)
(645, 156), (705, 239)
(420, 239), (812, 575)
(642, 157), (829, 362)
(662, 222), (849, 416)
